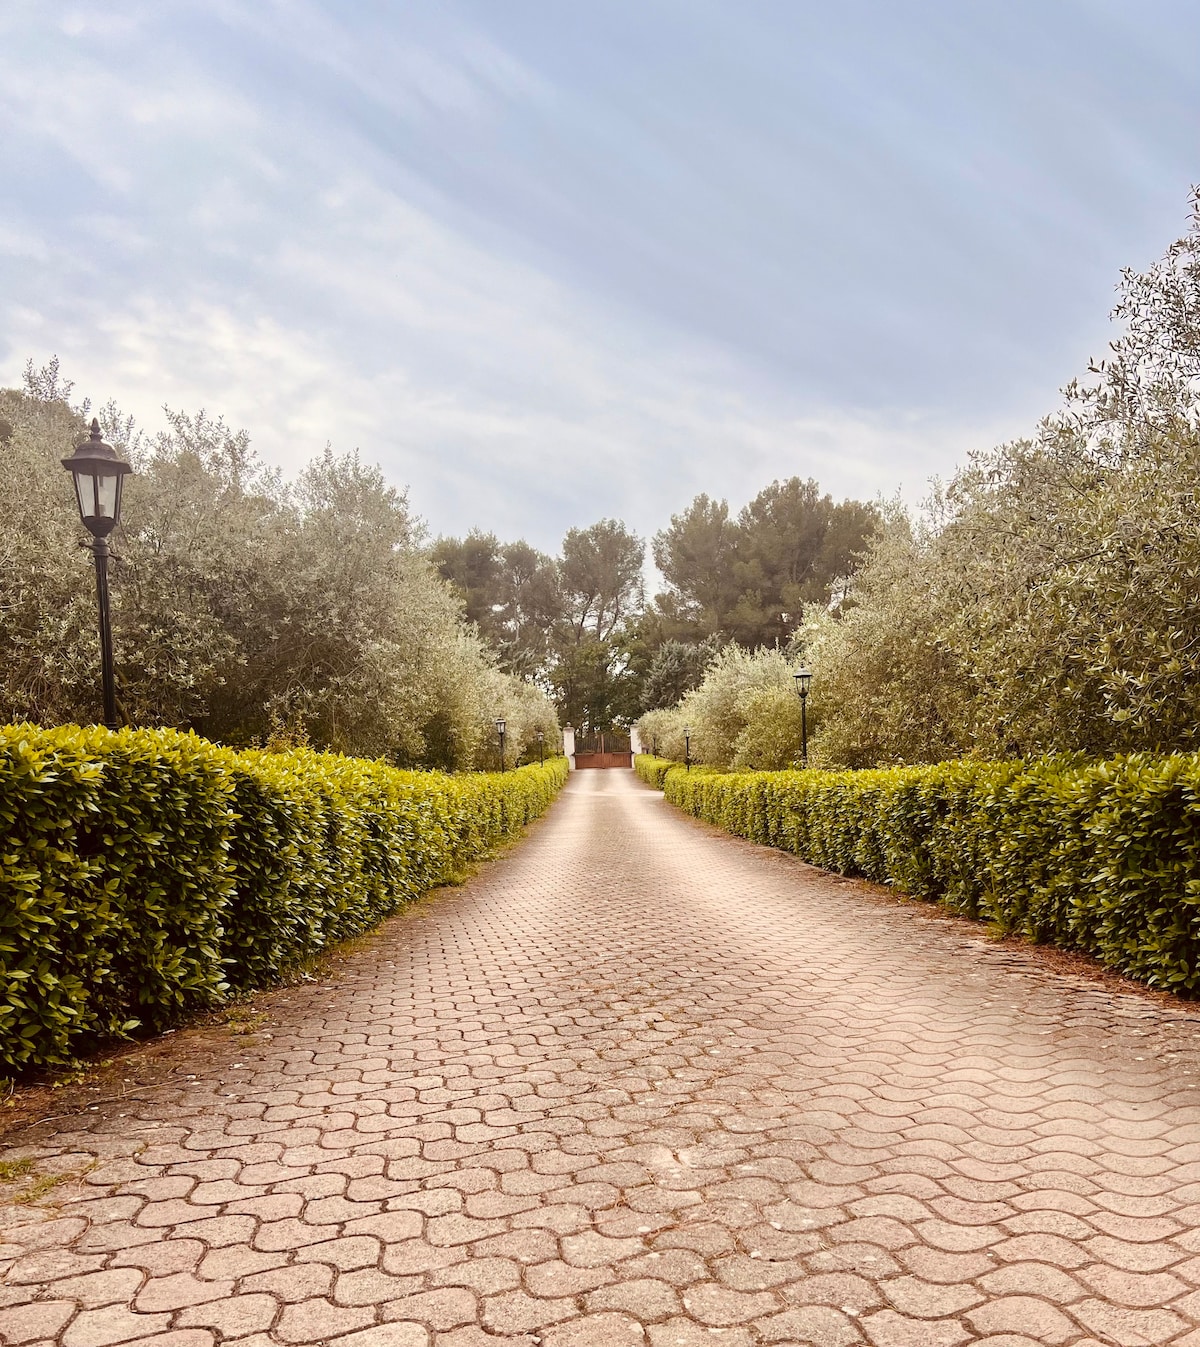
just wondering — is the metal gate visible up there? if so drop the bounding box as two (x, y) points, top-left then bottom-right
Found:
(574, 730), (632, 769)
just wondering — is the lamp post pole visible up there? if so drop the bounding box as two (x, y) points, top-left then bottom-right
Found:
(495, 717), (507, 772)
(684, 726), (691, 772)
(793, 668), (813, 767)
(652, 734), (658, 757)
(93, 536), (117, 730)
(537, 729), (545, 767)
(61, 419), (132, 731)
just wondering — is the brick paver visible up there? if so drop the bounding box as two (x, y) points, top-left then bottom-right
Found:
(4, 768), (1200, 1345)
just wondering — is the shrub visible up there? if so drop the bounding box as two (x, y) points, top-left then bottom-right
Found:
(633, 754), (679, 789)
(653, 754), (1200, 994)
(635, 647), (807, 771)
(0, 723), (567, 1072)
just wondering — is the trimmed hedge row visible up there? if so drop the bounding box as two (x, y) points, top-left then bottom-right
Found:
(0, 724), (568, 1072)
(647, 754), (1200, 995)
(633, 754), (679, 789)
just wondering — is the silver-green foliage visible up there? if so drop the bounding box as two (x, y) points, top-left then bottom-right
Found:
(0, 369), (557, 768)
(636, 646), (806, 770)
(805, 194), (1200, 767)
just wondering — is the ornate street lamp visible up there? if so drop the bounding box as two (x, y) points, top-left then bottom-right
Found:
(537, 729), (545, 767)
(793, 667), (813, 767)
(684, 725), (692, 772)
(495, 717), (507, 772)
(62, 419), (132, 730)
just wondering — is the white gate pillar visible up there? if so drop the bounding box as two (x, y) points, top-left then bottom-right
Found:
(562, 724), (576, 770)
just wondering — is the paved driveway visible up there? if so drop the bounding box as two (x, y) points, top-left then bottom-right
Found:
(3, 769), (1200, 1346)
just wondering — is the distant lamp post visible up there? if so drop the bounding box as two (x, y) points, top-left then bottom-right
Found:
(684, 725), (692, 772)
(62, 419), (132, 731)
(793, 667), (813, 766)
(537, 729), (545, 767)
(495, 717), (507, 772)
(652, 734), (658, 758)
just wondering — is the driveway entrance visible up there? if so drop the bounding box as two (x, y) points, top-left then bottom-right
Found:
(8, 770), (1200, 1344)
(573, 729), (632, 769)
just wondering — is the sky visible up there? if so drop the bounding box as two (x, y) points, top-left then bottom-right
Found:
(2, 1), (1199, 554)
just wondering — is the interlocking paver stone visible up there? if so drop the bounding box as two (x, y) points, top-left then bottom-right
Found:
(4, 769), (1200, 1344)
(0, 1299), (75, 1343)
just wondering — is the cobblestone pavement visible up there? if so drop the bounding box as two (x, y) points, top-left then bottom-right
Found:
(4, 769), (1200, 1347)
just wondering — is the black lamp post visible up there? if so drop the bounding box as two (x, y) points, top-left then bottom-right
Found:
(495, 717), (507, 772)
(793, 667), (813, 766)
(62, 419), (132, 731)
(684, 725), (692, 772)
(652, 734), (658, 757)
(537, 729), (545, 767)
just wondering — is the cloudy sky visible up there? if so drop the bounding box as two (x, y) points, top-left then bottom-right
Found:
(2, 1), (1199, 552)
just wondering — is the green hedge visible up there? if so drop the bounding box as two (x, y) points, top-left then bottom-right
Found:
(633, 754), (721, 788)
(633, 754), (679, 789)
(0, 724), (568, 1072)
(654, 755), (1200, 994)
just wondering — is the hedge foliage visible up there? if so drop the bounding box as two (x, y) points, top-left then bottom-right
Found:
(646, 753), (1200, 995)
(0, 724), (567, 1072)
(633, 754), (680, 789)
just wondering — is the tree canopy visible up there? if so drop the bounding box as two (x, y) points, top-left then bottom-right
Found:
(801, 189), (1200, 766)
(432, 518), (646, 732)
(432, 480), (879, 732)
(637, 192), (1200, 769)
(2, 365), (557, 768)
(651, 478), (879, 648)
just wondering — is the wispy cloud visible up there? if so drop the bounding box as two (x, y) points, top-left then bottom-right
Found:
(2, 0), (1198, 550)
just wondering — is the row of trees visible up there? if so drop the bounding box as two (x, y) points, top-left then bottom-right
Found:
(430, 519), (645, 731)
(639, 190), (1200, 770)
(2, 364), (557, 769)
(431, 480), (879, 731)
(801, 191), (1200, 767)
(20, 191), (1197, 772)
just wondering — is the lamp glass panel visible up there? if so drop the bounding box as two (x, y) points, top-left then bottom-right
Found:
(70, 471), (89, 521)
(95, 473), (119, 519)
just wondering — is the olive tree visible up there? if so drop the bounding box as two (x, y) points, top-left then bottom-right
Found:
(806, 191), (1200, 765)
(636, 645), (807, 769)
(0, 368), (558, 767)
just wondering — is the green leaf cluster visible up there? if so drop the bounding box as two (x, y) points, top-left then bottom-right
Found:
(633, 755), (678, 790)
(649, 753), (1200, 994)
(636, 647), (808, 770)
(1, 381), (560, 771)
(0, 723), (568, 1072)
(796, 197), (1200, 770)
